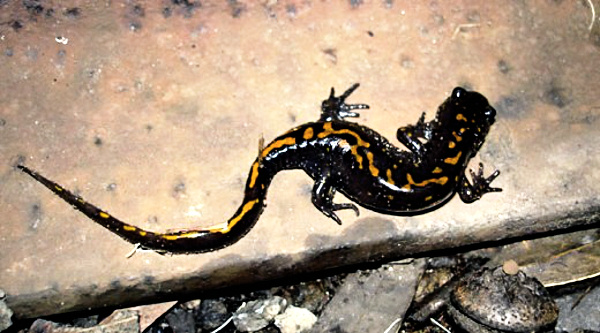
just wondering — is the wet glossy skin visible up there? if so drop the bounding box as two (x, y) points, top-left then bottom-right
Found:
(18, 84), (501, 253)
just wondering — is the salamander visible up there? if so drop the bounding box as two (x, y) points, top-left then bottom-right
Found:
(18, 84), (501, 254)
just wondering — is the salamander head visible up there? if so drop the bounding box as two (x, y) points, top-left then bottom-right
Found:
(437, 87), (496, 151)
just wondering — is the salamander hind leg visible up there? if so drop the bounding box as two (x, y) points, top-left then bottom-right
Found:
(319, 83), (370, 122)
(311, 173), (359, 225)
(458, 163), (502, 203)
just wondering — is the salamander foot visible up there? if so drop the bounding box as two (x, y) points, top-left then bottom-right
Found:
(458, 163), (502, 203)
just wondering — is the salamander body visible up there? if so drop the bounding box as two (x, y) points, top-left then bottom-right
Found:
(18, 84), (501, 253)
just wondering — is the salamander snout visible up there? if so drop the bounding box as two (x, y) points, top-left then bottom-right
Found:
(484, 105), (496, 125)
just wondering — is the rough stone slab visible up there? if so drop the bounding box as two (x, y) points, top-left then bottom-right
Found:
(1, 0), (599, 319)
(555, 284), (600, 332)
(310, 259), (425, 333)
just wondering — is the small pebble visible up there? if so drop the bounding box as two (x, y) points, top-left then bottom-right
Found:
(180, 299), (200, 310)
(233, 296), (287, 332)
(274, 305), (317, 333)
(165, 308), (194, 333)
(197, 299), (229, 331)
(502, 259), (519, 275)
(0, 299), (13, 332)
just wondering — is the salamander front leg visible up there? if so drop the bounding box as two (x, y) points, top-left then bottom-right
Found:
(396, 112), (433, 155)
(311, 175), (359, 225)
(458, 163), (502, 203)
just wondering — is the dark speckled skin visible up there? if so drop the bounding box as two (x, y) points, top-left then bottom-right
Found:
(18, 84), (501, 253)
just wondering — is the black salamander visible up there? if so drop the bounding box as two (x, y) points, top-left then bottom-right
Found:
(18, 84), (501, 254)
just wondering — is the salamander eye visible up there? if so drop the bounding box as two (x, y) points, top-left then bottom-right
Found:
(452, 87), (467, 99)
(484, 106), (496, 119)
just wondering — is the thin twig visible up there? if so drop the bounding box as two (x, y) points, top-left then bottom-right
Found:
(430, 318), (452, 333)
(210, 302), (247, 333)
(125, 243), (159, 257)
(588, 0), (596, 31)
(451, 23), (480, 39)
(571, 282), (597, 310)
(383, 317), (402, 333)
(125, 243), (142, 258)
(209, 316), (233, 333)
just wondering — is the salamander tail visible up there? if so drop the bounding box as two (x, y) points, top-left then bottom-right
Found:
(17, 163), (271, 253)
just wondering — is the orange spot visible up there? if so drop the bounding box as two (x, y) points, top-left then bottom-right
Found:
(261, 136), (296, 158)
(303, 127), (314, 140)
(163, 225), (222, 240)
(386, 169), (395, 185)
(456, 114), (468, 122)
(318, 122), (370, 147)
(444, 151), (462, 165)
(351, 146), (363, 169)
(432, 167), (443, 174)
(218, 199), (260, 234)
(448, 141), (456, 149)
(402, 173), (448, 190)
(249, 161), (260, 188)
(366, 152), (379, 177)
(452, 131), (463, 142)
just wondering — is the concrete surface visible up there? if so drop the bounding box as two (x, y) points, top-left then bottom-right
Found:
(0, 0), (599, 319)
